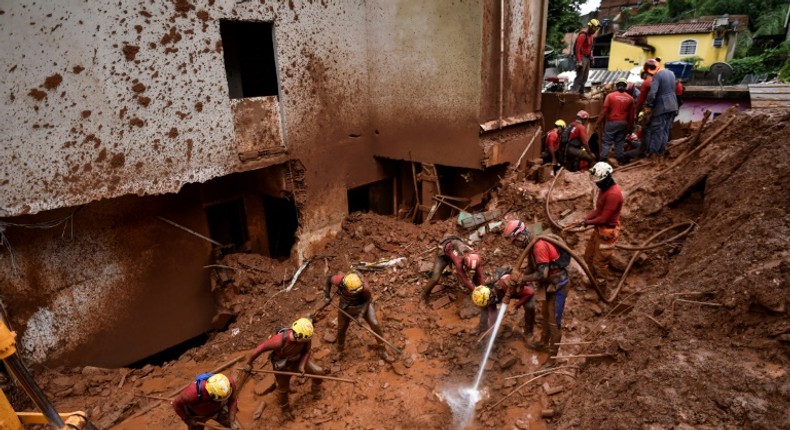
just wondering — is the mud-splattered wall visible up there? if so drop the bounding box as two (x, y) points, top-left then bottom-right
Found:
(0, 0), (548, 366)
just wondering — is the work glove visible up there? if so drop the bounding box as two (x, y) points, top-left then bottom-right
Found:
(243, 364), (252, 373)
(231, 419), (241, 430)
(323, 295), (331, 303)
(298, 368), (305, 377)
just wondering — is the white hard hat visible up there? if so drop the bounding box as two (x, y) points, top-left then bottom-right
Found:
(589, 162), (613, 182)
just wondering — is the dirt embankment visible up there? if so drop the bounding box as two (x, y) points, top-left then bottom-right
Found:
(4, 108), (789, 429)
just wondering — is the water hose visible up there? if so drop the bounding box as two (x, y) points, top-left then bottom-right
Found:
(514, 223), (696, 303)
(545, 167), (693, 251)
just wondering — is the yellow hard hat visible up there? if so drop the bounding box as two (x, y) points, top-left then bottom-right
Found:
(342, 272), (363, 294)
(588, 18), (601, 29)
(292, 317), (314, 340)
(554, 119), (567, 129)
(471, 285), (492, 308)
(205, 374), (232, 401)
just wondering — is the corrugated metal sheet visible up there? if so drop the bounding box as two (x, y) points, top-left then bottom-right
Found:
(623, 21), (714, 37)
(749, 84), (790, 109)
(587, 69), (631, 85)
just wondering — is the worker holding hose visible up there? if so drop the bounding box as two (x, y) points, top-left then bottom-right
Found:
(581, 162), (624, 286)
(471, 268), (536, 337)
(502, 221), (572, 364)
(325, 271), (390, 361)
(243, 318), (324, 421)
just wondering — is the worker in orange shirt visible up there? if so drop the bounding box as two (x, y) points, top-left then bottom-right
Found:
(597, 78), (635, 163)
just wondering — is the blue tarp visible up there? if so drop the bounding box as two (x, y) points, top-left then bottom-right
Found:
(665, 61), (693, 80)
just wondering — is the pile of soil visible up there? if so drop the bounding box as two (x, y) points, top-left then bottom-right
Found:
(6, 108), (789, 429)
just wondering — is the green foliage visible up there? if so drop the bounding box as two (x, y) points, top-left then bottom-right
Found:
(681, 56), (705, 68)
(728, 41), (790, 83)
(625, 5), (670, 26)
(545, 0), (584, 53)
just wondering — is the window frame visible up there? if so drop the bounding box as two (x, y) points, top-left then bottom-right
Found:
(679, 39), (697, 56)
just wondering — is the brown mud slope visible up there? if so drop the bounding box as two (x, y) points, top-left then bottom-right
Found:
(557, 108), (790, 429)
(5, 108), (789, 429)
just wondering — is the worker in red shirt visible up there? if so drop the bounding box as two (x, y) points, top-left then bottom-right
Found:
(243, 318), (323, 420)
(565, 110), (596, 170)
(171, 373), (240, 430)
(421, 236), (484, 303)
(472, 267), (536, 336)
(570, 19), (601, 97)
(597, 78), (635, 163)
(325, 271), (390, 360)
(582, 162), (624, 285)
(502, 220), (571, 366)
(542, 119), (566, 173)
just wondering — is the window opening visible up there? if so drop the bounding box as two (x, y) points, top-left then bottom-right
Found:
(262, 194), (298, 259)
(348, 179), (394, 215)
(205, 199), (249, 251)
(219, 20), (279, 99)
(679, 39), (697, 56)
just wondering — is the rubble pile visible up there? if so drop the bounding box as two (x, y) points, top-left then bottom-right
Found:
(6, 108), (789, 429)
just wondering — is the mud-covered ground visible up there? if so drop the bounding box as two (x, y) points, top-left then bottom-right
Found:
(5, 108), (789, 429)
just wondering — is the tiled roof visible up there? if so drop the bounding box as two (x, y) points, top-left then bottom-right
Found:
(623, 21), (714, 37)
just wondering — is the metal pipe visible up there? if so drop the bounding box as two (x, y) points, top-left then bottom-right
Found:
(3, 354), (65, 429)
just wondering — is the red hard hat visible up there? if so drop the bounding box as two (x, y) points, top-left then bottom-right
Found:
(503, 220), (527, 242)
(577, 110), (590, 120)
(644, 59), (659, 73)
(463, 253), (480, 271)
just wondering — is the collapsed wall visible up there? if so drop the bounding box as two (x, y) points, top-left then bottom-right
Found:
(556, 108), (790, 428)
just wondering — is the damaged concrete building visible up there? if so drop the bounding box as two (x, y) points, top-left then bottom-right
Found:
(0, 0), (548, 367)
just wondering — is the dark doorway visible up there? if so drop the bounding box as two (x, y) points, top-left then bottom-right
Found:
(219, 20), (279, 99)
(127, 333), (209, 368)
(205, 199), (248, 250)
(348, 179), (394, 215)
(262, 194), (298, 258)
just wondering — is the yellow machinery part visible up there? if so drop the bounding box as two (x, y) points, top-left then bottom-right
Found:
(0, 323), (16, 360)
(0, 389), (24, 430)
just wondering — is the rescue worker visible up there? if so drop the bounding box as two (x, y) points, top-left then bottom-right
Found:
(644, 58), (679, 155)
(243, 318), (323, 421)
(421, 236), (484, 303)
(635, 59), (658, 156)
(597, 78), (635, 163)
(472, 268), (536, 338)
(564, 110), (596, 170)
(542, 119), (566, 174)
(502, 221), (571, 365)
(582, 162), (624, 285)
(171, 373), (240, 430)
(325, 271), (390, 360)
(625, 81), (640, 101)
(570, 19), (601, 97)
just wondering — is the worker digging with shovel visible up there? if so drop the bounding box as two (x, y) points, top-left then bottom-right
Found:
(324, 270), (397, 361)
(242, 318), (324, 421)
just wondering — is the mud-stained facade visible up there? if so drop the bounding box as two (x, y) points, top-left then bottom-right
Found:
(0, 0), (548, 367)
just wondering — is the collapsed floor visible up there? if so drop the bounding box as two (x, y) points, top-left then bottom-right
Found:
(4, 108), (789, 429)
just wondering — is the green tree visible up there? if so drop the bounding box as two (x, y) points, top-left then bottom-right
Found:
(545, 0), (584, 53)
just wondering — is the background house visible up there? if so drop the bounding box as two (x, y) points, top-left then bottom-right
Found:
(609, 16), (747, 71)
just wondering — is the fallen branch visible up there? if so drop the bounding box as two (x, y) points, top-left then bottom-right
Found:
(488, 372), (555, 409)
(556, 341), (593, 345)
(158, 216), (223, 247)
(638, 311), (666, 329)
(239, 368), (356, 384)
(505, 365), (578, 380)
(550, 353), (613, 359)
(134, 394), (171, 401)
(512, 127), (543, 174)
(476, 324), (497, 344)
(673, 299), (723, 308)
(285, 259), (312, 292)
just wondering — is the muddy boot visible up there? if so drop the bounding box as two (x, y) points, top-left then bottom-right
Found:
(311, 383), (323, 401)
(277, 391), (294, 421)
(334, 344), (345, 362)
